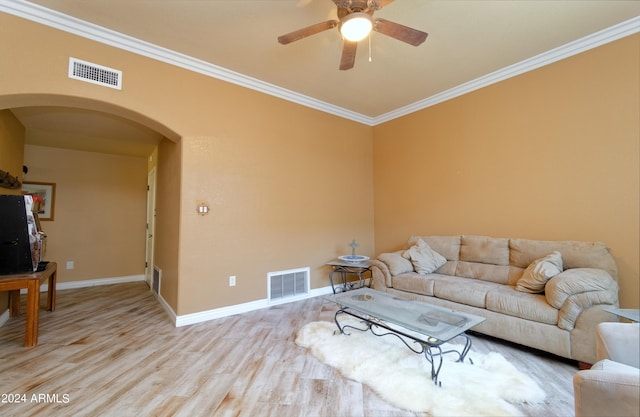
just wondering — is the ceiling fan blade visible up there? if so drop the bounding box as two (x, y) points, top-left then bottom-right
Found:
(277, 20), (339, 45)
(332, 0), (394, 11)
(373, 18), (428, 46)
(331, 0), (368, 7)
(370, 0), (395, 10)
(339, 40), (358, 70)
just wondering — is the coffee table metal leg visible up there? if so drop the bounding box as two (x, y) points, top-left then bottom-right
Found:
(332, 307), (475, 387)
(334, 308), (370, 335)
(423, 345), (444, 386)
(423, 333), (474, 385)
(458, 334), (473, 363)
(438, 333), (473, 363)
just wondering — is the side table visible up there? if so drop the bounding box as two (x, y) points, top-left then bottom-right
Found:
(327, 259), (372, 294)
(603, 307), (640, 322)
(0, 262), (57, 347)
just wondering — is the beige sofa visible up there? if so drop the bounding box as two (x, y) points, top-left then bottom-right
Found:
(370, 235), (620, 364)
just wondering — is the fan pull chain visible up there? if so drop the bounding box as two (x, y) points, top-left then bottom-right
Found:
(368, 34), (372, 62)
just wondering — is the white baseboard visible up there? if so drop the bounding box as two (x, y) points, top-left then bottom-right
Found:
(153, 290), (177, 324)
(174, 285), (334, 327)
(1, 275), (146, 329)
(4, 276), (334, 329)
(19, 274), (146, 294)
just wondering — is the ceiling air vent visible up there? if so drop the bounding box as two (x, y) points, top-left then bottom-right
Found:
(68, 57), (122, 90)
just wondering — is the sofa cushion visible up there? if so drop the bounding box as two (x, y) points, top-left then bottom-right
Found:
(515, 251), (563, 293)
(509, 238), (618, 280)
(432, 275), (497, 308)
(508, 265), (526, 286)
(455, 262), (510, 284)
(486, 286), (559, 325)
(391, 272), (435, 296)
(378, 251), (413, 276)
(408, 235), (461, 261)
(460, 235), (510, 265)
(434, 260), (458, 276)
(403, 239), (447, 274)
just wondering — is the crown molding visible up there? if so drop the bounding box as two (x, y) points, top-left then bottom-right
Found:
(1, 0), (637, 127)
(373, 16), (640, 125)
(0, 0), (375, 125)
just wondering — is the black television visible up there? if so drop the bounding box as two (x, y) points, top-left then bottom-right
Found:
(0, 194), (41, 275)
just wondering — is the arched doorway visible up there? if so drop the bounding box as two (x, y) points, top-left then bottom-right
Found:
(1, 94), (180, 303)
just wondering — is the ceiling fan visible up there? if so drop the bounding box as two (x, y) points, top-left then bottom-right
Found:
(277, 0), (428, 70)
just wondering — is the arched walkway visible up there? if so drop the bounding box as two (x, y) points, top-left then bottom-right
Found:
(0, 93), (181, 142)
(1, 92), (182, 314)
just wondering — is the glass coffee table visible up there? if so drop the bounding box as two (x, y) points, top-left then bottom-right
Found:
(325, 288), (486, 386)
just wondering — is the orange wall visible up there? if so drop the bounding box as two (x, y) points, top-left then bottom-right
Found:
(0, 110), (25, 189)
(178, 112), (373, 313)
(0, 13), (375, 315)
(154, 139), (181, 310)
(0, 109), (25, 310)
(373, 34), (640, 308)
(1, 12), (636, 316)
(22, 145), (148, 282)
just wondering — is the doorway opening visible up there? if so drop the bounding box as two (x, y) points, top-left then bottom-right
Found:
(145, 167), (157, 288)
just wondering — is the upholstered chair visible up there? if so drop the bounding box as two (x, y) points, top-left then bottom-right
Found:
(573, 322), (640, 417)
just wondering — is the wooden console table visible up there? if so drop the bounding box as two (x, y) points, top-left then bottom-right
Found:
(0, 262), (57, 347)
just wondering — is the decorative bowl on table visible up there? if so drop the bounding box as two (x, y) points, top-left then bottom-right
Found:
(338, 255), (369, 263)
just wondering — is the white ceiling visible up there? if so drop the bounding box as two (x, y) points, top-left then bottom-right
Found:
(2, 0), (639, 156)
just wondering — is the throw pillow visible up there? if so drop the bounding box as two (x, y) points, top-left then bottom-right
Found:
(516, 251), (563, 293)
(378, 251), (414, 276)
(403, 238), (447, 275)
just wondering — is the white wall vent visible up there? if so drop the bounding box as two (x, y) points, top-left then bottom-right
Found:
(152, 266), (161, 296)
(268, 267), (310, 303)
(68, 57), (122, 90)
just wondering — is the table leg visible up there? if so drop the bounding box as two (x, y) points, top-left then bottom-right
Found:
(333, 308), (475, 387)
(24, 279), (40, 347)
(423, 333), (474, 386)
(354, 270), (371, 289)
(8, 290), (20, 317)
(47, 269), (56, 311)
(329, 269), (350, 293)
(329, 270), (338, 294)
(424, 345), (444, 386)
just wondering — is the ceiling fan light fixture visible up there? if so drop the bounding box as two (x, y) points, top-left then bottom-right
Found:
(340, 12), (373, 42)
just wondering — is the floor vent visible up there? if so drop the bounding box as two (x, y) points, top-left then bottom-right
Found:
(68, 57), (122, 90)
(268, 267), (310, 302)
(152, 266), (161, 295)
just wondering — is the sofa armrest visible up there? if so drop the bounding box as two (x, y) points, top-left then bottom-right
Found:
(371, 260), (392, 289)
(573, 360), (640, 417)
(545, 268), (618, 331)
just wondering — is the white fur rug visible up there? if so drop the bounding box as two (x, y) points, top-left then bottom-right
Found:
(296, 319), (546, 417)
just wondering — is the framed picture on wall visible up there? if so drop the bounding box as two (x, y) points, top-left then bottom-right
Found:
(22, 181), (56, 221)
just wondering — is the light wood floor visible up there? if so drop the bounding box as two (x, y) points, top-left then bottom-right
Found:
(0, 282), (578, 417)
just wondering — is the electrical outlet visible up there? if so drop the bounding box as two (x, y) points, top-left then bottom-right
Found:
(229, 275), (236, 287)
(66, 261), (74, 270)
